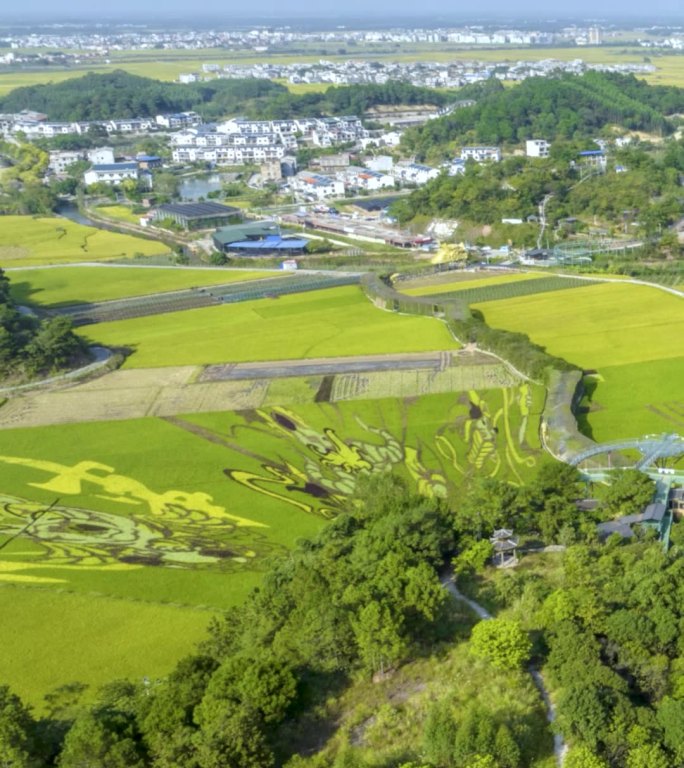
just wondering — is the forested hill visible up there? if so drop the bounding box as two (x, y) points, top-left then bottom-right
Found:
(0, 71), (287, 121)
(402, 71), (684, 160)
(0, 70), (449, 122)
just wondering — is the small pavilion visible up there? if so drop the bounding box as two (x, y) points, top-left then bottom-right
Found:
(490, 529), (519, 568)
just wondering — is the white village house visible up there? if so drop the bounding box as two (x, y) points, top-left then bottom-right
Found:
(461, 146), (502, 163)
(83, 161), (139, 186)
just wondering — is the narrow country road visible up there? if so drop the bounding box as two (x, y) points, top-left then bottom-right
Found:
(441, 573), (568, 766)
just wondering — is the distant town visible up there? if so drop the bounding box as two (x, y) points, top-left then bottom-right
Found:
(189, 57), (655, 89)
(2, 20), (684, 72)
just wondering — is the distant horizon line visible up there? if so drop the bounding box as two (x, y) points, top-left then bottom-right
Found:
(1, 12), (684, 24)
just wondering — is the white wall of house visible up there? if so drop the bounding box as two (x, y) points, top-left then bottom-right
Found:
(526, 139), (550, 158)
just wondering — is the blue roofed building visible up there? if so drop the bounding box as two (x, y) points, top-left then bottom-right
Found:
(135, 153), (163, 170)
(578, 148), (607, 171)
(212, 221), (308, 255)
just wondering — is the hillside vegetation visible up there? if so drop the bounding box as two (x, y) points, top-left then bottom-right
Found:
(391, 139), (684, 239)
(0, 70), (448, 122)
(402, 72), (684, 160)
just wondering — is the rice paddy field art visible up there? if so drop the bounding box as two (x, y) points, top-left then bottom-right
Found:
(0, 384), (543, 704)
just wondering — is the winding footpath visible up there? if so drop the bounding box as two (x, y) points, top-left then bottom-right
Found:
(441, 574), (568, 766)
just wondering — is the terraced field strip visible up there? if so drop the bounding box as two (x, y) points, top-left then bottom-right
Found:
(0, 349), (519, 429)
(94, 205), (142, 224)
(400, 271), (545, 296)
(8, 265), (279, 307)
(213, 271), (360, 303)
(57, 272), (360, 325)
(329, 361), (518, 401)
(201, 350), (450, 381)
(85, 285), (457, 368)
(436, 276), (600, 305)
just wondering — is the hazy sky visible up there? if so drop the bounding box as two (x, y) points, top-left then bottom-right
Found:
(3, 0), (684, 21)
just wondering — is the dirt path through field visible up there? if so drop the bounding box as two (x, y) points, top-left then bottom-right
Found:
(442, 574), (567, 766)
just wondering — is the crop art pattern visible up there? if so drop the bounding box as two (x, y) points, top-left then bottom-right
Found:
(0, 385), (540, 580)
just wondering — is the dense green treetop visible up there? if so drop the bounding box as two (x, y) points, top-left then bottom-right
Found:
(0, 267), (87, 381)
(0, 71), (285, 122)
(469, 618), (532, 670)
(598, 469), (656, 519)
(0, 684), (39, 768)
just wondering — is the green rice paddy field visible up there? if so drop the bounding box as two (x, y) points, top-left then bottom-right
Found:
(9, 265), (279, 306)
(0, 384), (543, 706)
(84, 285), (459, 366)
(94, 204), (146, 224)
(474, 282), (684, 442)
(0, 216), (170, 266)
(1, 588), (212, 713)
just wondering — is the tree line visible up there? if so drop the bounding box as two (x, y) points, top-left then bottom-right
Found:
(0, 71), (448, 123)
(0, 71), (286, 122)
